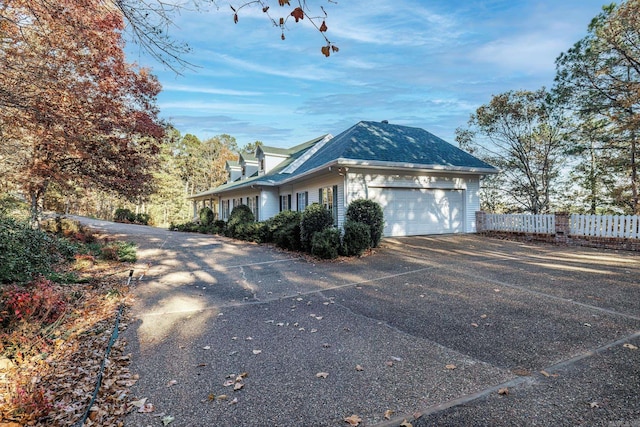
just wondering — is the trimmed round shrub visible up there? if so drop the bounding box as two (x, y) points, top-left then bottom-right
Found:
(114, 208), (136, 223)
(135, 213), (151, 225)
(264, 210), (301, 242)
(273, 221), (302, 251)
(311, 228), (341, 259)
(300, 203), (334, 252)
(345, 199), (384, 248)
(342, 220), (371, 257)
(225, 205), (255, 239)
(199, 207), (215, 226)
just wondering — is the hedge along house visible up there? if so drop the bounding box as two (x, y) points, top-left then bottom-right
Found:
(189, 121), (498, 237)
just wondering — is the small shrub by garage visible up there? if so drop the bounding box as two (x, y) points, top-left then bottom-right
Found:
(300, 203), (334, 252)
(342, 220), (371, 257)
(311, 228), (341, 259)
(345, 199), (384, 248)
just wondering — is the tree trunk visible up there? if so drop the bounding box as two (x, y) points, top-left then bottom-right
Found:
(631, 133), (638, 214)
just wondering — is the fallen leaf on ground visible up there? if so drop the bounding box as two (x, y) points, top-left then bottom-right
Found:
(138, 402), (155, 413)
(166, 380), (177, 387)
(590, 401), (599, 408)
(129, 398), (147, 409)
(224, 379), (235, 387)
(310, 329), (318, 333)
(471, 323), (479, 328)
(217, 394), (228, 400)
(386, 361), (394, 367)
(498, 388), (509, 395)
(344, 414), (362, 426)
(252, 349), (262, 355)
(203, 346), (211, 350)
(383, 409), (393, 419)
(445, 364), (456, 370)
(512, 368), (531, 376)
(480, 314), (488, 319)
(316, 372), (329, 378)
(390, 356), (402, 361)
(207, 393), (215, 401)
(233, 382), (244, 391)
(315, 316), (323, 320)
(229, 397), (238, 405)
(400, 420), (413, 427)
(355, 364), (364, 371)
(623, 343), (638, 350)
(162, 415), (175, 426)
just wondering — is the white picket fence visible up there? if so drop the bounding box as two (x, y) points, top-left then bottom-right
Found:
(482, 213), (640, 239)
(570, 214), (640, 239)
(483, 213), (556, 234)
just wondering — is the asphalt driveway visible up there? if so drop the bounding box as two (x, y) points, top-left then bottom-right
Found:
(76, 218), (640, 427)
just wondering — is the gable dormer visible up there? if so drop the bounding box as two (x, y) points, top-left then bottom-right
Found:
(238, 152), (259, 180)
(255, 145), (290, 175)
(225, 160), (242, 183)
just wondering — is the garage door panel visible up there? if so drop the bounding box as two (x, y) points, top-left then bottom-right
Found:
(369, 188), (463, 237)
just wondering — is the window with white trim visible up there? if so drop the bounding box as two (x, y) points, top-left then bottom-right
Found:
(296, 191), (308, 211)
(319, 185), (338, 225)
(221, 199), (230, 220)
(279, 194), (291, 211)
(247, 196), (259, 220)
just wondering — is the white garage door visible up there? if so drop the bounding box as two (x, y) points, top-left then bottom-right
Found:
(368, 188), (464, 237)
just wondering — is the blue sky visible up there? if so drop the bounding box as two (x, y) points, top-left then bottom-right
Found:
(125, 0), (608, 148)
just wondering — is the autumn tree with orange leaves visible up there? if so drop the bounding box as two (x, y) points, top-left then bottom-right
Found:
(0, 0), (165, 224)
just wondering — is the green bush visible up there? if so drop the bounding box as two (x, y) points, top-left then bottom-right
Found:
(135, 213), (151, 225)
(169, 221), (200, 232)
(342, 220), (371, 257)
(100, 241), (137, 262)
(264, 210), (301, 241)
(225, 205), (255, 239)
(311, 228), (341, 259)
(274, 221), (303, 251)
(0, 217), (76, 284)
(199, 207), (214, 226)
(345, 199), (384, 248)
(300, 203), (334, 252)
(114, 208), (136, 223)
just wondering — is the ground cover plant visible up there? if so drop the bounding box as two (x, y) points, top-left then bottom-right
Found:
(0, 215), (138, 426)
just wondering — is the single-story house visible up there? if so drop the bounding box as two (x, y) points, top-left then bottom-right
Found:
(189, 121), (497, 237)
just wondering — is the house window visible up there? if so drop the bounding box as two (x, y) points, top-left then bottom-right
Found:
(279, 194), (292, 212)
(319, 185), (338, 225)
(296, 191), (308, 211)
(247, 196), (259, 220)
(233, 198), (242, 209)
(259, 158), (265, 171)
(222, 199), (230, 220)
(241, 165), (246, 177)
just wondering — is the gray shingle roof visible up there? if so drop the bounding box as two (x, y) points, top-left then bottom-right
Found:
(294, 121), (496, 174)
(190, 122), (495, 199)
